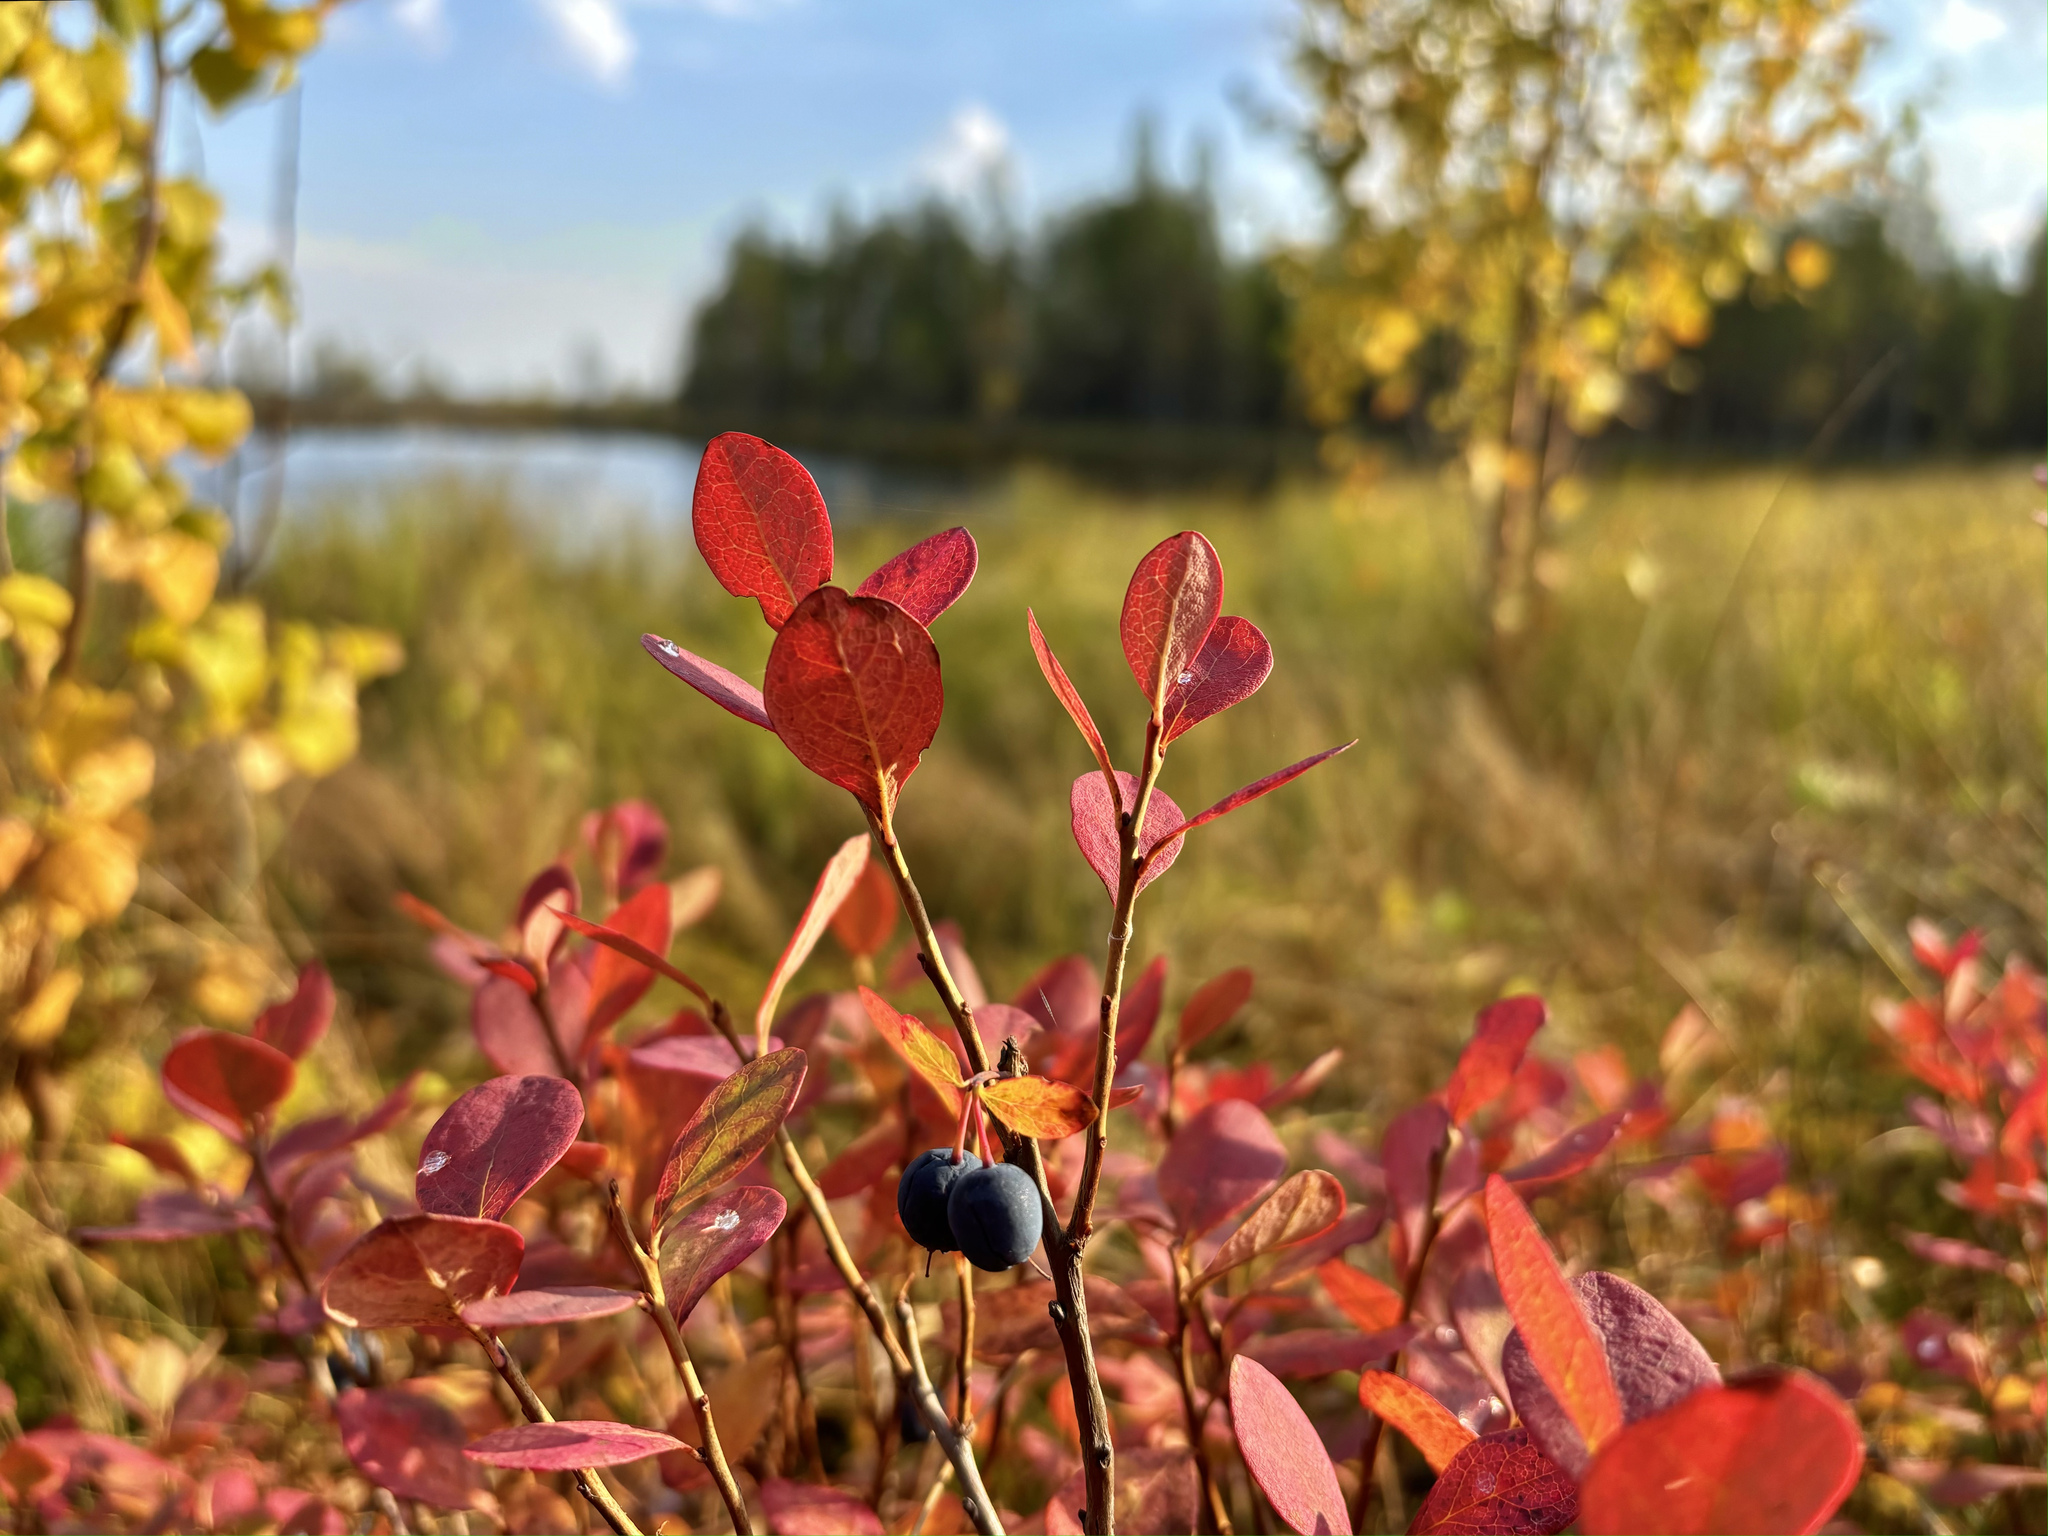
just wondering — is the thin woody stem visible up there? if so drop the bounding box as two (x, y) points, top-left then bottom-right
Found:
(863, 807), (993, 1077)
(465, 1322), (641, 1536)
(604, 1182), (752, 1535)
(1170, 1249), (1233, 1535)
(954, 1254), (976, 1431)
(700, 1000), (1003, 1536)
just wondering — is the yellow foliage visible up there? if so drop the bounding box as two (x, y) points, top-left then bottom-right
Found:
(32, 818), (144, 936)
(0, 818), (38, 892)
(1785, 236), (1834, 291)
(167, 387), (253, 455)
(8, 967), (81, 1050)
(64, 737), (155, 819)
(193, 944), (272, 1024)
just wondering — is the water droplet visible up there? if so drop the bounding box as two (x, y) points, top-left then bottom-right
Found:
(1475, 1472), (1496, 1496)
(707, 1208), (741, 1232)
(656, 638), (680, 657)
(1917, 1337), (1941, 1360)
(1176, 670), (1194, 685)
(1487, 1396), (1504, 1417)
(1435, 1324), (1460, 1347)
(419, 1150), (451, 1176)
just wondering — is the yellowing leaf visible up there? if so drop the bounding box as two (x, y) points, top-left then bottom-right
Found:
(651, 1048), (807, 1233)
(10, 967), (82, 1050)
(65, 735), (153, 817)
(979, 1074), (1097, 1140)
(136, 529), (219, 625)
(273, 664), (359, 777)
(138, 266), (193, 363)
(857, 985), (962, 1113)
(0, 817), (38, 892)
(167, 388), (251, 457)
(0, 572), (74, 630)
(33, 820), (141, 933)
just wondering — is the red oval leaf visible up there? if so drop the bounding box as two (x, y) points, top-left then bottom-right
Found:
(860, 985), (965, 1111)
(1195, 1169), (1345, 1286)
(759, 1477), (885, 1536)
(659, 1185), (787, 1322)
(587, 882), (671, 1037)
(1408, 1428), (1578, 1535)
(1577, 1370), (1863, 1536)
(1483, 1177), (1623, 1456)
(472, 972), (582, 1077)
(1319, 1260), (1404, 1333)
(1157, 1098), (1288, 1238)
(1069, 769), (1185, 898)
(980, 1074), (1098, 1139)
(1162, 614), (1273, 743)
(1500, 1112), (1626, 1191)
(460, 1286), (637, 1329)
(763, 586), (943, 828)
(757, 833), (869, 1048)
(1230, 1355), (1352, 1535)
(464, 1421), (685, 1471)
(692, 432), (833, 629)
(1180, 967), (1253, 1050)
(1176, 741), (1355, 840)
(829, 854), (899, 959)
(1028, 608), (1117, 789)
(161, 1030), (296, 1142)
(640, 633), (773, 728)
(1359, 1371), (1475, 1474)
(335, 1387), (484, 1510)
(417, 1075), (586, 1222)
(651, 1047), (807, 1232)
(855, 526), (978, 626)
(322, 1214), (524, 1329)
(1444, 996), (1547, 1125)
(816, 1114), (904, 1198)
(252, 962), (335, 1061)
(1120, 530), (1223, 706)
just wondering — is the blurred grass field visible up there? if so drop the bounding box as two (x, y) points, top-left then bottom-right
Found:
(249, 456), (2043, 1135)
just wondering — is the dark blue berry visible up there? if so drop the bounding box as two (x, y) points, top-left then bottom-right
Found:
(897, 1148), (980, 1251)
(945, 1161), (1041, 1272)
(900, 1398), (931, 1444)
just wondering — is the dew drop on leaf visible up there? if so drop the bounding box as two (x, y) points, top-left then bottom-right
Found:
(657, 638), (680, 656)
(707, 1208), (741, 1232)
(419, 1150), (451, 1175)
(1476, 1470), (1496, 1496)
(1177, 670), (1195, 685)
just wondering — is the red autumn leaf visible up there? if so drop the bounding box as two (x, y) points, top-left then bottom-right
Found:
(415, 1075), (586, 1222)
(460, 1286), (637, 1329)
(1047, 1447), (1200, 1536)
(1577, 1370), (1864, 1536)
(1500, 1112), (1626, 1190)
(817, 1113), (903, 1198)
(758, 1477), (885, 1536)
(1157, 1098), (1289, 1238)
(651, 1047), (807, 1232)
(1444, 995), (1547, 1124)
(334, 1387), (484, 1510)
(1180, 967), (1254, 1050)
(515, 864), (578, 972)
(860, 985), (965, 1111)
(980, 1074), (1098, 1139)
(1119, 954), (1168, 1059)
(107, 1132), (201, 1187)
(471, 959), (590, 1077)
(1318, 1260), (1404, 1333)
(1409, 1428), (1578, 1535)
(1359, 1370), (1476, 1473)
(691, 431), (833, 629)
(252, 962), (335, 1061)
(1070, 769), (1186, 898)
(640, 633), (773, 729)
(1229, 1355), (1352, 1536)
(1500, 1272), (1721, 1479)
(1195, 1169), (1345, 1287)
(161, 1030), (295, 1142)
(477, 957), (538, 995)
(1161, 614), (1274, 743)
(1027, 608), (1118, 790)
(658, 1185), (787, 1322)
(1172, 741), (1356, 844)
(829, 855), (899, 959)
(1015, 953), (1100, 1034)
(464, 1421), (685, 1471)
(560, 909), (711, 1007)
(322, 1214), (524, 1330)
(586, 882), (670, 1036)
(763, 586), (943, 829)
(1266, 1204), (1387, 1288)
(757, 833), (870, 1047)
(1108, 1083), (1146, 1109)
(1120, 530), (1223, 707)
(1484, 1176), (1623, 1456)
(74, 1187), (268, 1243)
(1383, 1099), (1451, 1264)
(582, 798), (670, 898)
(855, 525), (978, 625)
(1262, 1047), (1344, 1110)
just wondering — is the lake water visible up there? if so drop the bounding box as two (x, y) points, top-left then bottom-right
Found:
(211, 425), (985, 535)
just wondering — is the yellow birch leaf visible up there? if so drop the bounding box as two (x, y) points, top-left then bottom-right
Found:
(10, 967), (82, 1050)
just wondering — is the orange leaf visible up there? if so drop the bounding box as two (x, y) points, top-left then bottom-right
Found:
(1483, 1175), (1622, 1454)
(859, 986), (962, 1113)
(755, 833), (869, 1049)
(1194, 1170), (1344, 1287)
(1317, 1260), (1403, 1333)
(1359, 1370), (1476, 1473)
(560, 912), (709, 1006)
(978, 1074), (1097, 1139)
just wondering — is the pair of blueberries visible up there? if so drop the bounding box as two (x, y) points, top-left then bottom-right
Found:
(896, 1150), (1040, 1271)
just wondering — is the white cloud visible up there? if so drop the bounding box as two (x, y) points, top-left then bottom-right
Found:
(918, 103), (1012, 197)
(1929, 102), (2046, 279)
(1934, 0), (2008, 53)
(390, 0), (450, 51)
(532, 0), (637, 87)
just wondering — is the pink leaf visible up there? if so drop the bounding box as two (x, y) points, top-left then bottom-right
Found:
(459, 1287), (638, 1329)
(1162, 615), (1273, 743)
(1120, 530), (1223, 706)
(1443, 996), (1547, 1125)
(1157, 1098), (1288, 1238)
(855, 526), (978, 625)
(322, 1214), (523, 1330)
(756, 833), (870, 1049)
(1028, 608), (1117, 789)
(471, 963), (591, 1077)
(1196, 1169), (1345, 1286)
(586, 882), (671, 1037)
(582, 798), (671, 897)
(515, 864), (579, 972)
(1180, 967), (1254, 1050)
(1174, 742), (1356, 842)
(1408, 1428), (1578, 1535)
(1577, 1370), (1863, 1535)
(334, 1388), (484, 1510)
(161, 1030), (295, 1142)
(1069, 770), (1185, 898)
(252, 963), (335, 1061)
(463, 1421), (685, 1471)
(1230, 1356), (1352, 1535)
(416, 1075), (586, 1222)
(658, 1185), (787, 1321)
(1500, 1112), (1626, 1190)
(640, 633), (773, 729)
(561, 909), (711, 1008)
(758, 1478), (885, 1536)
(692, 432), (833, 629)
(1119, 955), (1168, 1060)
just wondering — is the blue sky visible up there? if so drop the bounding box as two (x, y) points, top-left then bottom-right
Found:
(193, 0), (2046, 395)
